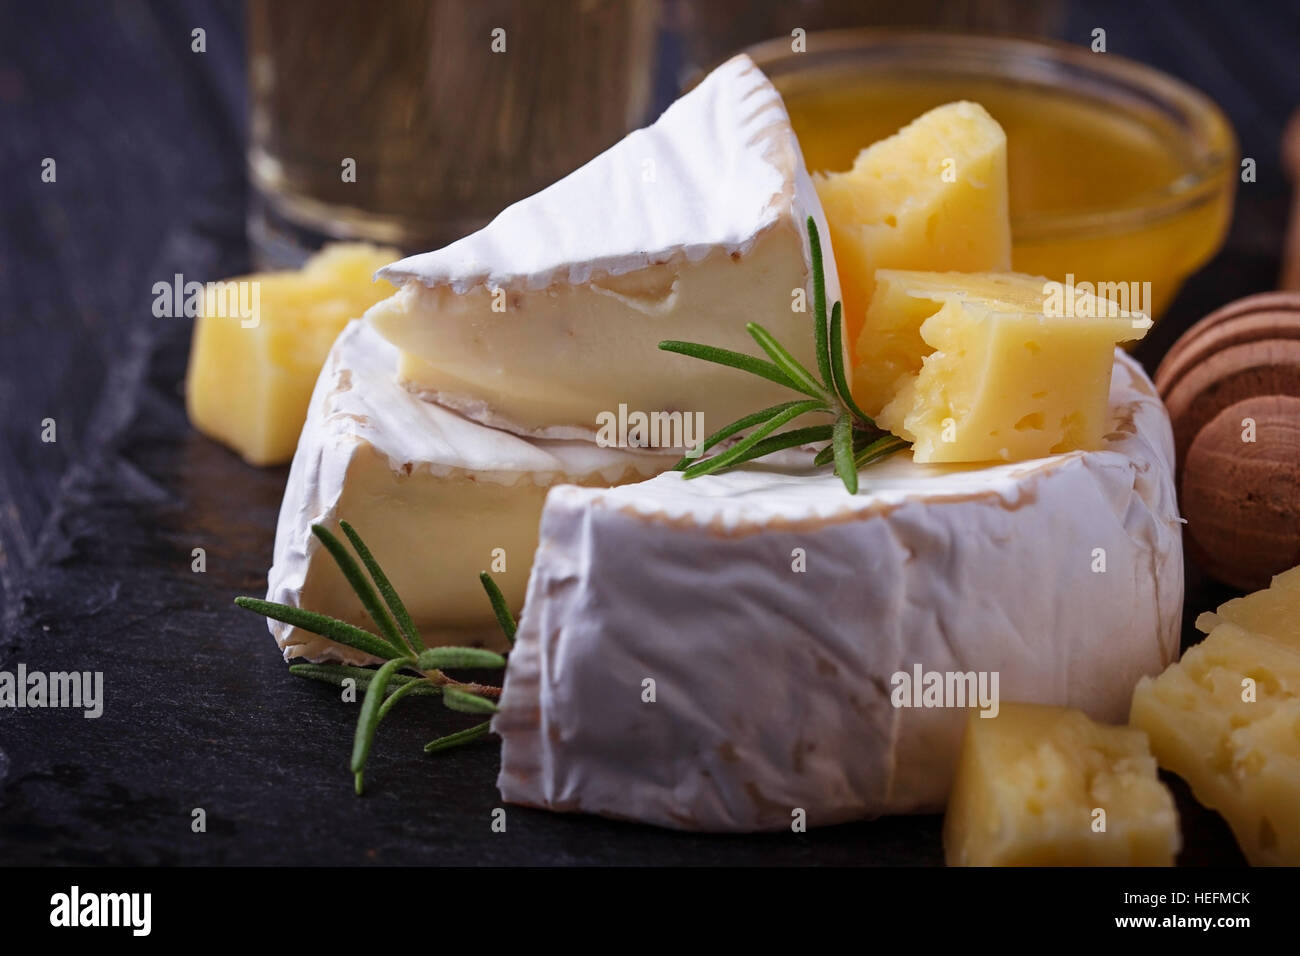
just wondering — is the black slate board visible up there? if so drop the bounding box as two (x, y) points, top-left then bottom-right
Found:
(1, 0), (1297, 865)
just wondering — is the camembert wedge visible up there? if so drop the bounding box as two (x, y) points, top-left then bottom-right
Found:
(366, 54), (840, 441)
(267, 321), (664, 663)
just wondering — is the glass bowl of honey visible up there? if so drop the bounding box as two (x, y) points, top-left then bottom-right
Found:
(745, 30), (1238, 321)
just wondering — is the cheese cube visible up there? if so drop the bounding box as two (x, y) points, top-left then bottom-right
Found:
(865, 271), (1148, 462)
(814, 101), (1011, 373)
(186, 243), (398, 466)
(1132, 615), (1300, 865)
(944, 703), (1180, 866)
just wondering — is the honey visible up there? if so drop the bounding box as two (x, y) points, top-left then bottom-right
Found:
(778, 74), (1234, 319)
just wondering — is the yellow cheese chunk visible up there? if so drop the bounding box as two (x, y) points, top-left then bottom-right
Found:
(1132, 574), (1300, 866)
(864, 270), (1148, 463)
(1194, 564), (1300, 646)
(814, 101), (1011, 371)
(185, 243), (398, 466)
(944, 703), (1180, 866)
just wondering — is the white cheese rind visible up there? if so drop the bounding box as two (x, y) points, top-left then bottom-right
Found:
(493, 352), (1183, 830)
(368, 54), (842, 442)
(378, 54), (831, 295)
(267, 321), (665, 664)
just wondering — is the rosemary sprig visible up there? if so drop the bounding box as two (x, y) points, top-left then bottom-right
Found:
(659, 216), (909, 492)
(235, 521), (513, 795)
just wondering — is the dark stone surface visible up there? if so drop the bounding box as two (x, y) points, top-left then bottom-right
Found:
(1, 0), (1295, 865)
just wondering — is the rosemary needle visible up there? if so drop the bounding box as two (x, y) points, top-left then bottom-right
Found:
(478, 571), (517, 645)
(425, 722), (492, 753)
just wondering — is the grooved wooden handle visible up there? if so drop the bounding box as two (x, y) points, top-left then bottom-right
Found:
(1282, 109), (1300, 291)
(1157, 108), (1300, 593)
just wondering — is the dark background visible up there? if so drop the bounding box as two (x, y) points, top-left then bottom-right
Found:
(0, 0), (1296, 864)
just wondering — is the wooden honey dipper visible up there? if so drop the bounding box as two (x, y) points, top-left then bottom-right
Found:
(1154, 110), (1300, 591)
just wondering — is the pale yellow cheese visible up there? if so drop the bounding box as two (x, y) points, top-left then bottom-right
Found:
(1131, 571), (1300, 866)
(944, 703), (1180, 866)
(863, 271), (1148, 463)
(267, 322), (667, 663)
(1193, 564), (1300, 646)
(814, 101), (1011, 370)
(368, 226), (826, 441)
(185, 243), (398, 466)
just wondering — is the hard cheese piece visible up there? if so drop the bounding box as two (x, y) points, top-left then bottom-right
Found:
(1194, 563), (1300, 647)
(493, 353), (1182, 830)
(814, 101), (1011, 372)
(186, 243), (398, 465)
(866, 270), (1149, 463)
(1132, 576), (1300, 865)
(267, 321), (664, 663)
(367, 54), (841, 440)
(943, 704), (1179, 866)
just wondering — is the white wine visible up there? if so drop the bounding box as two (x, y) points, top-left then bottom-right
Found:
(246, 0), (657, 265)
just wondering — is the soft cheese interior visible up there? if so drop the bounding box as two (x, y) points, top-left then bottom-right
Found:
(493, 352), (1184, 830)
(267, 322), (665, 663)
(366, 54), (841, 440)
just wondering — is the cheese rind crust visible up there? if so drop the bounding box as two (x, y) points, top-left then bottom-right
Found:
(494, 354), (1183, 830)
